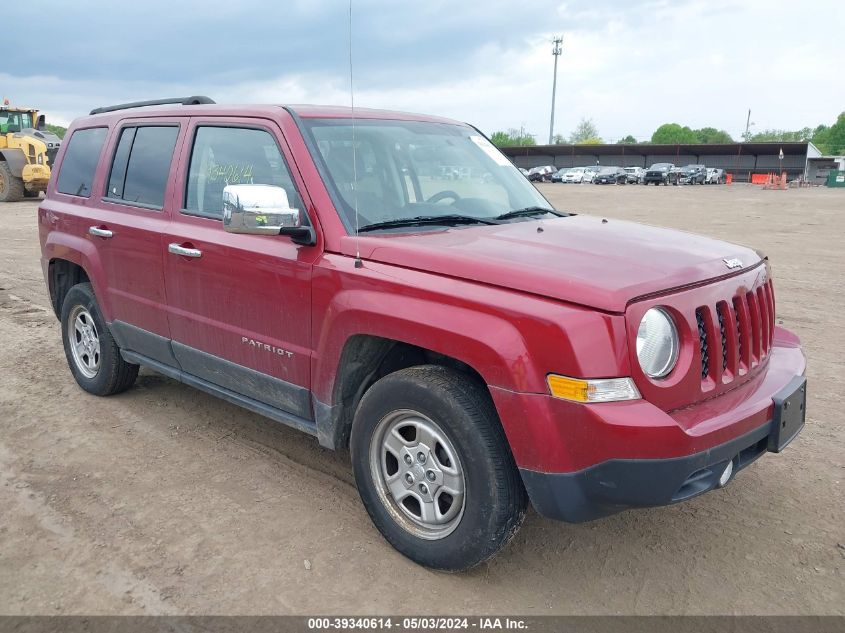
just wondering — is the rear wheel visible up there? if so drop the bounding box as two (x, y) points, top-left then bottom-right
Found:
(0, 162), (24, 202)
(350, 365), (527, 571)
(61, 283), (139, 395)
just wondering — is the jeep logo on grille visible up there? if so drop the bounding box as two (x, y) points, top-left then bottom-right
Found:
(723, 258), (743, 269)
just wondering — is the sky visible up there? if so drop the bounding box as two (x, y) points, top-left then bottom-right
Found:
(4, 0), (843, 142)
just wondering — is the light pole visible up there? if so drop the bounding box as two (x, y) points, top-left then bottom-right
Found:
(744, 109), (755, 141)
(548, 36), (563, 145)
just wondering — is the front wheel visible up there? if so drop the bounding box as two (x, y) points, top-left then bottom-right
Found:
(61, 283), (139, 396)
(0, 162), (24, 202)
(350, 365), (527, 571)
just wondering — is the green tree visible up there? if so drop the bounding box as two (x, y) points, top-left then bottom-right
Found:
(694, 127), (734, 143)
(45, 123), (66, 139)
(651, 123), (699, 144)
(749, 128), (813, 142)
(818, 112), (845, 154)
(490, 128), (536, 147)
(617, 135), (637, 144)
(569, 118), (603, 144)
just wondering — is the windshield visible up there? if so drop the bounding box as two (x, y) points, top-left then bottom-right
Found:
(302, 118), (551, 233)
(649, 163), (672, 170)
(0, 110), (34, 132)
(599, 167), (618, 174)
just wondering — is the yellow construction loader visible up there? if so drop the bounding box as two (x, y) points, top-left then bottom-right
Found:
(0, 101), (62, 201)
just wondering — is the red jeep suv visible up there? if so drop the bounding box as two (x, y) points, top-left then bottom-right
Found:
(39, 97), (807, 570)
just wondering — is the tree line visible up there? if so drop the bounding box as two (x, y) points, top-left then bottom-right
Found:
(490, 112), (845, 154)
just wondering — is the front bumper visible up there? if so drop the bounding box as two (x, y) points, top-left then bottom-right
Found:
(490, 340), (806, 522)
(521, 413), (784, 522)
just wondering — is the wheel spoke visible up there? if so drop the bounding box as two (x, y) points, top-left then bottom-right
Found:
(439, 468), (464, 495)
(413, 420), (439, 450)
(385, 472), (410, 502)
(382, 428), (408, 457)
(418, 498), (439, 525)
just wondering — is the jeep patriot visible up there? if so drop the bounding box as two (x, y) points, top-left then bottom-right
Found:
(39, 97), (807, 570)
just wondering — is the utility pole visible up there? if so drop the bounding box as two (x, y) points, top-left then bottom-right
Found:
(744, 109), (752, 141)
(548, 35), (563, 145)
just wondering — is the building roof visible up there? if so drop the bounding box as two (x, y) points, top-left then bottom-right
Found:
(500, 141), (819, 158)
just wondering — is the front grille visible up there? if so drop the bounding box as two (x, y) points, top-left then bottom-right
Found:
(696, 279), (775, 386)
(696, 308), (709, 379)
(46, 148), (59, 172)
(717, 304), (728, 370)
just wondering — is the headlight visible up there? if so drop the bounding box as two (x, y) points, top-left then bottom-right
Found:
(636, 308), (679, 378)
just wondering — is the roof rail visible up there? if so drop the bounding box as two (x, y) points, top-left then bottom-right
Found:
(89, 96), (215, 116)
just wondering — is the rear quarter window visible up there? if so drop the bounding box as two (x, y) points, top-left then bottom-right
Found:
(56, 127), (108, 197)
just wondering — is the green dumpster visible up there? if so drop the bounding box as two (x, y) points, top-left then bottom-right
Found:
(827, 170), (845, 187)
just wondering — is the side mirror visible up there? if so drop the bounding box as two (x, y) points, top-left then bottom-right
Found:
(222, 184), (315, 245)
(36, 114), (46, 131)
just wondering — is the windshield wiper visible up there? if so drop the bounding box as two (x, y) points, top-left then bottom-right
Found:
(495, 206), (563, 221)
(358, 214), (498, 233)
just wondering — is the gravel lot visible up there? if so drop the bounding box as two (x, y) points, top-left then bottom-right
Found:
(0, 184), (842, 615)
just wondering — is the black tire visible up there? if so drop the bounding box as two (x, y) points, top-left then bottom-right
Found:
(0, 161), (25, 202)
(350, 365), (527, 571)
(60, 283), (139, 396)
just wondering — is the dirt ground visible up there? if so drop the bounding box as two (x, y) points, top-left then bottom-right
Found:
(0, 184), (842, 615)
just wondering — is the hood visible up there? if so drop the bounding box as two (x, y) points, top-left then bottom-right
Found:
(341, 215), (761, 313)
(20, 128), (62, 145)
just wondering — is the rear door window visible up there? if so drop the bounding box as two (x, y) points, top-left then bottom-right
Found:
(56, 127), (108, 197)
(105, 125), (180, 208)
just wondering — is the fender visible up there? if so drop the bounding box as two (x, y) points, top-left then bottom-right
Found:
(42, 231), (112, 321)
(313, 288), (533, 402)
(0, 148), (27, 177)
(309, 257), (632, 449)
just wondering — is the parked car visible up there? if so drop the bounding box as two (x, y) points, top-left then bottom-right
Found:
(562, 166), (587, 183)
(40, 97), (807, 572)
(706, 168), (726, 184)
(624, 166), (645, 184)
(678, 164), (707, 185)
(518, 167), (530, 177)
(583, 166), (600, 183)
(527, 165), (556, 182)
(550, 168), (570, 183)
(594, 166), (627, 184)
(644, 163), (677, 185)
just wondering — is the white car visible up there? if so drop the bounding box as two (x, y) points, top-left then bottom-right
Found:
(562, 166), (598, 183)
(706, 168), (726, 184)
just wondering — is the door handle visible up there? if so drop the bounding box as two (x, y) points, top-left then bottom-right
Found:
(88, 226), (113, 238)
(168, 243), (202, 258)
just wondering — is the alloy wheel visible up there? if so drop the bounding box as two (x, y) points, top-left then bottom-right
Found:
(68, 305), (101, 378)
(369, 409), (466, 540)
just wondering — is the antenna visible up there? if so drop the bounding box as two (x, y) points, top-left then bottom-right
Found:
(349, 0), (363, 269)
